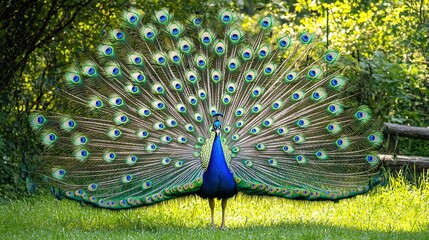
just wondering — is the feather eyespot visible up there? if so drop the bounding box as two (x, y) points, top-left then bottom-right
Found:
(108, 128), (122, 139)
(366, 155), (380, 165)
(198, 89), (207, 99)
(52, 169), (66, 179)
(293, 135), (305, 144)
(88, 183), (98, 191)
(324, 51), (339, 63)
(256, 143), (266, 150)
(155, 10), (170, 24)
(175, 161), (184, 168)
(295, 155), (307, 164)
(259, 16), (273, 29)
(101, 45), (114, 56)
(236, 120), (244, 128)
(84, 66), (96, 76)
(282, 145), (294, 153)
(219, 10), (234, 24)
(37, 116), (44, 124)
(291, 91), (304, 101)
(125, 11), (140, 24)
(299, 32), (313, 44)
(252, 104), (262, 113)
(103, 152), (116, 162)
(277, 36), (292, 50)
(42, 132), (57, 145)
(315, 151), (328, 160)
(122, 174), (133, 183)
(277, 127), (288, 136)
(307, 67), (322, 79)
(128, 15), (137, 23)
(335, 138), (350, 149)
(268, 159), (278, 166)
(68, 73), (81, 84)
(134, 56), (142, 64)
(113, 29), (124, 40)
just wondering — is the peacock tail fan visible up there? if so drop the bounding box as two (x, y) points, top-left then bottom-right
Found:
(30, 8), (385, 209)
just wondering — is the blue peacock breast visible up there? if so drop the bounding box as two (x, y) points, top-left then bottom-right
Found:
(198, 133), (237, 199)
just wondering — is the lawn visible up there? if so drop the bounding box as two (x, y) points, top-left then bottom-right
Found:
(1, 175), (428, 239)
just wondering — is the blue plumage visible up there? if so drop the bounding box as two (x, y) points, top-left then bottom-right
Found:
(199, 134), (237, 199)
(30, 8), (385, 228)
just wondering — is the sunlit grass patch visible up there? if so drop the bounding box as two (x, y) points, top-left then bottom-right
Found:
(1, 174), (428, 239)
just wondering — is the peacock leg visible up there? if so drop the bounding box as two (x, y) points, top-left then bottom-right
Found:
(209, 198), (215, 228)
(220, 198), (228, 229)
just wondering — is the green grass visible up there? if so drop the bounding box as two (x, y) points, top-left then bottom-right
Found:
(1, 175), (429, 239)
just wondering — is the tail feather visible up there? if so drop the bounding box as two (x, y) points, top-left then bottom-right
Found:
(30, 8), (384, 207)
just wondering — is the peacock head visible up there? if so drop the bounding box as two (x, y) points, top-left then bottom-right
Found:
(212, 112), (224, 135)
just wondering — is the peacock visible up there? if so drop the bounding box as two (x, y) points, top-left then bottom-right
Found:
(30, 8), (385, 228)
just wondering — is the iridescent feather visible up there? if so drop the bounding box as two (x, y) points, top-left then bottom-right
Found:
(31, 8), (384, 227)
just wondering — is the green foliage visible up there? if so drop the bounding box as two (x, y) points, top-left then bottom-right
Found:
(0, 0), (124, 197)
(1, 175), (429, 238)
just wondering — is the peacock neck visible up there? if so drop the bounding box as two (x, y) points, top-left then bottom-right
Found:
(207, 134), (229, 172)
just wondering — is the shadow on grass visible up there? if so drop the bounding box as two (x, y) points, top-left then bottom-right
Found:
(42, 220), (429, 240)
(1, 194), (429, 239)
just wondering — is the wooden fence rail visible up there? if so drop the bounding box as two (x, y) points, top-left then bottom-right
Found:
(380, 154), (429, 171)
(382, 123), (429, 171)
(383, 123), (429, 140)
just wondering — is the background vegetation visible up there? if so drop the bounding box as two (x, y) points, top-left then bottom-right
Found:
(0, 0), (428, 200)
